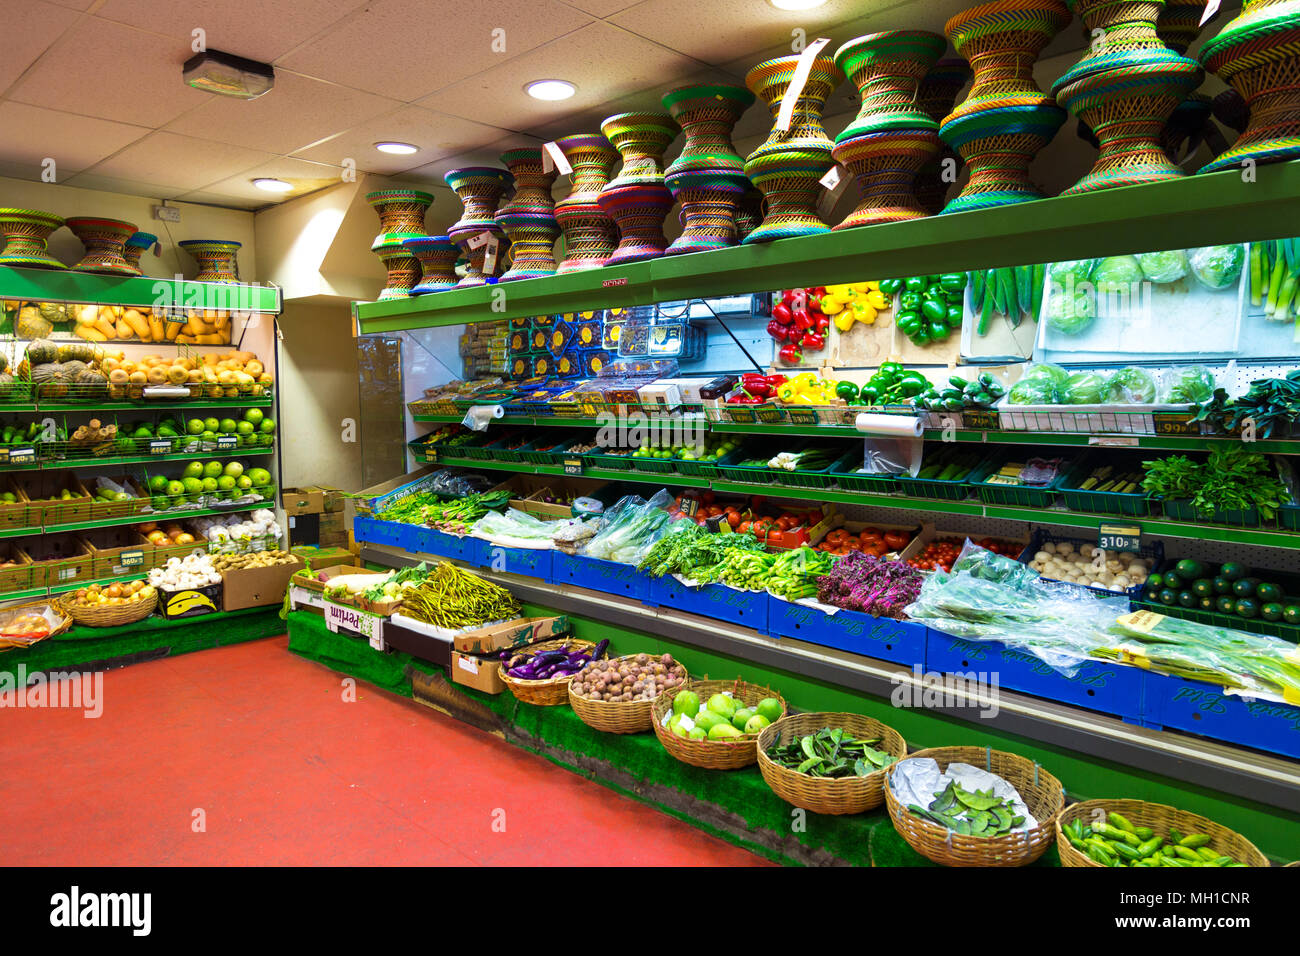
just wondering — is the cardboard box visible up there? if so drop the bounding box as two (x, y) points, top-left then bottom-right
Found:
(290, 545), (355, 569)
(449, 651), (506, 694)
(283, 485), (345, 517)
(453, 615), (570, 654)
(292, 563), (381, 594)
(318, 512), (346, 534)
(158, 582), (222, 619)
(222, 558), (305, 611)
(318, 531), (349, 549)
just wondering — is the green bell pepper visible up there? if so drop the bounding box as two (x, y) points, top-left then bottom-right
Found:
(835, 380), (859, 402)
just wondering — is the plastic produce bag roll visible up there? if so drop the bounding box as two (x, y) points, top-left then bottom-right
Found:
(854, 412), (924, 437)
(462, 404), (504, 430)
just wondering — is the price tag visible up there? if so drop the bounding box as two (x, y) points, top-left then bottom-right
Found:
(1151, 412), (1199, 436)
(1200, 0), (1220, 25)
(149, 439), (172, 455)
(1098, 524), (1141, 552)
(119, 550), (145, 568)
(3, 446), (36, 464)
(962, 409), (999, 431)
(562, 457), (583, 476)
(57, 566), (79, 582)
(680, 497), (699, 518)
(775, 38), (831, 132)
(542, 141), (572, 175)
(216, 435), (238, 451)
(426, 445), (439, 463)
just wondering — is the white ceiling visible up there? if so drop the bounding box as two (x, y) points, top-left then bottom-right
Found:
(0, 0), (1239, 212)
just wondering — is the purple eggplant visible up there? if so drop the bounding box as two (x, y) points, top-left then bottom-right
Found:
(591, 639), (610, 660)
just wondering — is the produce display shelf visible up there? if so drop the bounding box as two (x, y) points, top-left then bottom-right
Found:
(0, 265), (282, 313)
(357, 159), (1300, 332)
(21, 445), (274, 471)
(46, 569), (149, 596)
(0, 524), (41, 539)
(0, 585), (52, 602)
(37, 396), (275, 413)
(43, 498), (270, 534)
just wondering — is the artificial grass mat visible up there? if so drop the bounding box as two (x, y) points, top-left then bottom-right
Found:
(1, 607), (283, 679)
(285, 609), (1057, 867)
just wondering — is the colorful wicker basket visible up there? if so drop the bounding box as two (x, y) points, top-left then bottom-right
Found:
(370, 233), (421, 300)
(884, 746), (1065, 867)
(757, 712), (907, 814)
(651, 678), (787, 770)
(915, 58), (973, 214)
(568, 653), (686, 734)
(445, 166), (512, 287)
(553, 133), (619, 272)
(366, 187), (433, 242)
(1055, 798), (1269, 867)
(0, 208), (65, 269)
(68, 217), (140, 275)
(178, 238), (242, 282)
(403, 234), (459, 294)
(598, 111), (679, 265)
(495, 147), (559, 281)
(498, 637), (597, 707)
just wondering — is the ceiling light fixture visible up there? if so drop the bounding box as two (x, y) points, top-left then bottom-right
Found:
(183, 49), (275, 99)
(768, 0), (827, 9)
(252, 178), (293, 193)
(375, 141), (418, 155)
(525, 79), (576, 101)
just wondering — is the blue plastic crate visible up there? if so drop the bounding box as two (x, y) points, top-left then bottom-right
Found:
(767, 598), (926, 667)
(353, 515), (406, 548)
(644, 575), (768, 629)
(1140, 671), (1300, 759)
(465, 538), (553, 581)
(552, 552), (649, 601)
(409, 526), (471, 561)
(925, 631), (1146, 721)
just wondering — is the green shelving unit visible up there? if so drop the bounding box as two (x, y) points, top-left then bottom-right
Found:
(0, 265), (281, 313)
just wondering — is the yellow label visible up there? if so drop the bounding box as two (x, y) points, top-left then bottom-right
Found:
(1117, 610), (1164, 634)
(1284, 686), (1300, 706)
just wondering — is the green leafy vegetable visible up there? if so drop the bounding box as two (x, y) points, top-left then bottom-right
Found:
(1136, 249), (1189, 284)
(1187, 244), (1245, 291)
(1104, 367), (1158, 404)
(1062, 371), (1108, 405)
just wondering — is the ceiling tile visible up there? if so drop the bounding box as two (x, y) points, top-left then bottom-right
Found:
(83, 130), (278, 191)
(7, 18), (210, 127)
(40, 0), (95, 8)
(399, 133), (546, 189)
(0, 0), (81, 94)
(557, 0), (642, 15)
(165, 190), (264, 211)
(93, 0), (370, 64)
(417, 22), (700, 131)
(277, 0), (594, 101)
(60, 172), (188, 200)
(0, 101), (150, 176)
(164, 70), (400, 155)
(187, 156), (345, 205)
(291, 105), (509, 174)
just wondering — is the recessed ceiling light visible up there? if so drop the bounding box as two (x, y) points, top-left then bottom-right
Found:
(252, 177), (293, 193)
(375, 141), (418, 155)
(525, 79), (576, 101)
(768, 0), (827, 9)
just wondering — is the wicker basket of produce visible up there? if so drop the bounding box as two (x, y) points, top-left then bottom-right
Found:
(651, 678), (787, 770)
(61, 580), (158, 628)
(1055, 798), (1268, 868)
(757, 712), (905, 814)
(499, 638), (601, 706)
(568, 652), (687, 734)
(884, 746), (1064, 867)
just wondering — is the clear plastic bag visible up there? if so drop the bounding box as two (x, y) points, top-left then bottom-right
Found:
(861, 436), (924, 477)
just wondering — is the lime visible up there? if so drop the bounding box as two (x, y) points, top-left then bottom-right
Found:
(219, 418), (238, 433)
(203, 417), (220, 433)
(259, 419), (275, 434)
(236, 421), (255, 436)
(186, 418), (204, 435)
(243, 408), (264, 426)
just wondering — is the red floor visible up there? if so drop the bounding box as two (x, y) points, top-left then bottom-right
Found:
(0, 637), (768, 866)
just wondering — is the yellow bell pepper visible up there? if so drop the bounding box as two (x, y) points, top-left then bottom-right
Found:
(863, 290), (889, 311)
(819, 295), (845, 315)
(833, 311), (856, 332)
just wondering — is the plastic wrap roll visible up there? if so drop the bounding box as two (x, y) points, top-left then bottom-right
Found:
(854, 412), (924, 437)
(462, 404), (505, 430)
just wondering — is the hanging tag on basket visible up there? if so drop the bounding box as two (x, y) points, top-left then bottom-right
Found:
(775, 37), (831, 133)
(542, 141), (572, 175)
(1199, 0), (1220, 25)
(816, 165), (848, 218)
(483, 236), (499, 274)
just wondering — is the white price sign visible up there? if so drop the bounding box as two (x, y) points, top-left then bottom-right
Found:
(325, 601), (379, 640)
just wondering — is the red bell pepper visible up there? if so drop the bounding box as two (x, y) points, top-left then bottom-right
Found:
(800, 330), (825, 350)
(771, 302), (792, 325)
(766, 318), (788, 342)
(792, 307), (812, 331)
(778, 342), (803, 365)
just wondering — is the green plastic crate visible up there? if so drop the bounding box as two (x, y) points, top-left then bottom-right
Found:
(674, 446), (743, 478)
(1280, 503), (1300, 531)
(767, 445), (851, 489)
(1058, 458), (1151, 517)
(1135, 598), (1300, 643)
(486, 433), (533, 463)
(971, 457), (1070, 509)
(894, 450), (987, 501)
(1160, 498), (1261, 528)
(519, 434), (579, 465)
(629, 453), (677, 473)
(585, 450), (633, 471)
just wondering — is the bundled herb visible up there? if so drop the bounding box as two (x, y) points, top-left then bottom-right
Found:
(815, 551), (922, 619)
(1193, 370), (1300, 439)
(1142, 446), (1288, 520)
(637, 525), (766, 579)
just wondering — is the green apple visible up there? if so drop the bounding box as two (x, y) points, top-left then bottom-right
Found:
(706, 693), (737, 719)
(731, 707), (756, 731)
(744, 714), (771, 735)
(708, 722), (743, 741)
(181, 461), (204, 480)
(672, 690), (700, 718)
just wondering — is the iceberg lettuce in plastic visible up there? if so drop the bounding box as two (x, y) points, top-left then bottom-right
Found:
(1188, 244), (1244, 291)
(1136, 249), (1189, 283)
(1104, 366), (1158, 404)
(1160, 365), (1216, 404)
(1062, 371), (1108, 405)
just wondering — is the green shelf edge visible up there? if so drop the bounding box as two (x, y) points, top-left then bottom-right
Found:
(358, 159), (1300, 331)
(38, 498), (270, 534)
(8, 445), (274, 474)
(0, 265), (281, 313)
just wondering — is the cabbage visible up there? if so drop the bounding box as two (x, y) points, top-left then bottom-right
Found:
(1007, 379), (1059, 405)
(1062, 371), (1108, 405)
(1048, 260), (1095, 287)
(1136, 249), (1189, 283)
(1162, 365), (1216, 404)
(1104, 366), (1158, 404)
(1092, 255), (1144, 294)
(1046, 288), (1096, 335)
(1020, 363), (1070, 386)
(1187, 244), (1244, 291)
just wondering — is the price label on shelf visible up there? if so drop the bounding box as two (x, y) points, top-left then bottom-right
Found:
(2, 446), (36, 464)
(562, 457), (583, 476)
(1098, 524), (1141, 552)
(1151, 413), (1199, 436)
(680, 497), (699, 518)
(962, 410), (999, 431)
(149, 439), (172, 455)
(426, 446), (439, 464)
(118, 550), (145, 568)
(216, 435), (238, 451)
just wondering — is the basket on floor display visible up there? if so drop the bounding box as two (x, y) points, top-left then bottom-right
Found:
(757, 712), (907, 814)
(1055, 798), (1269, 867)
(884, 746), (1065, 867)
(498, 638), (597, 706)
(61, 588), (158, 628)
(651, 678), (787, 769)
(568, 653), (686, 733)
